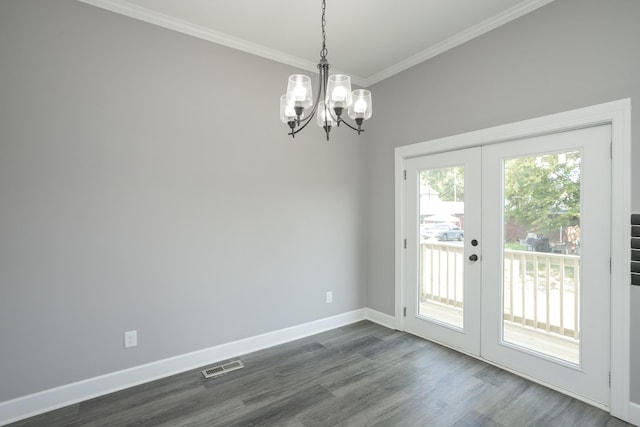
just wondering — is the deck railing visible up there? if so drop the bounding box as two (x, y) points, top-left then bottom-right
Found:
(419, 242), (580, 339)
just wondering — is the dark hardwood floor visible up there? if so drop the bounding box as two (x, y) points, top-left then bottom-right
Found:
(9, 321), (632, 426)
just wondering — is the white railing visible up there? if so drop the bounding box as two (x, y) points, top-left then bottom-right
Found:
(419, 242), (464, 309)
(420, 242), (580, 339)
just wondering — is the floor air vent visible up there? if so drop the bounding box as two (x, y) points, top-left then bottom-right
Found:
(202, 360), (244, 379)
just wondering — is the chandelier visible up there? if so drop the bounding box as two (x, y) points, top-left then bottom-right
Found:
(279, 0), (372, 141)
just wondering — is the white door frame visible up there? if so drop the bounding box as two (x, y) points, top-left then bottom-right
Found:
(394, 99), (631, 421)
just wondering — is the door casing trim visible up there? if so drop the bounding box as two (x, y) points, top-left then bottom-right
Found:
(394, 98), (631, 421)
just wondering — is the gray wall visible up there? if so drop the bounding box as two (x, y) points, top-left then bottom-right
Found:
(365, 0), (640, 403)
(0, 0), (367, 401)
(2, 0), (639, 409)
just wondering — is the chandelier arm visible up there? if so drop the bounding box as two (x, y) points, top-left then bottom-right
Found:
(290, 64), (327, 136)
(321, 61), (331, 139)
(293, 66), (328, 135)
(325, 107), (363, 133)
(316, 62), (328, 114)
(315, 59), (331, 140)
(335, 118), (362, 132)
(290, 110), (317, 135)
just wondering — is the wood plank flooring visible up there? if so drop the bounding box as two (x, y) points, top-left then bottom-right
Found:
(8, 321), (633, 426)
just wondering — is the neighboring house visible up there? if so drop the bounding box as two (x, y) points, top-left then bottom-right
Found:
(419, 185), (465, 229)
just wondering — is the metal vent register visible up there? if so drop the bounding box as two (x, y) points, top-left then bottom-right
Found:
(202, 360), (244, 379)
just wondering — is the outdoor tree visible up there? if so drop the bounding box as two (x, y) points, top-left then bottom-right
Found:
(421, 166), (464, 202)
(504, 151), (581, 237)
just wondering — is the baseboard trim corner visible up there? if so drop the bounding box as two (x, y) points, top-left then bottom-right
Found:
(629, 401), (640, 425)
(364, 307), (396, 329)
(0, 309), (365, 426)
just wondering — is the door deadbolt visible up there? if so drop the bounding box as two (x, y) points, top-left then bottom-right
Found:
(469, 254), (479, 261)
(471, 239), (479, 246)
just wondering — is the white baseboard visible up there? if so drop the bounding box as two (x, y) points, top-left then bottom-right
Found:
(0, 309), (367, 426)
(1, 309), (635, 426)
(364, 307), (397, 330)
(629, 401), (640, 426)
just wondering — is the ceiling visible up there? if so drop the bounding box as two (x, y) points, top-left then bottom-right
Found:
(78, 0), (553, 87)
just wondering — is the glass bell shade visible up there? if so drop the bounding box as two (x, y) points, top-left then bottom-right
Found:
(348, 89), (372, 121)
(280, 94), (299, 124)
(286, 74), (312, 110)
(326, 74), (352, 110)
(316, 100), (336, 128)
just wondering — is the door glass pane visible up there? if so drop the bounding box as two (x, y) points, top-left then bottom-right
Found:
(502, 151), (580, 364)
(418, 166), (465, 329)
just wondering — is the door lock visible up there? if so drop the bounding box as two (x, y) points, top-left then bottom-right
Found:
(469, 254), (479, 262)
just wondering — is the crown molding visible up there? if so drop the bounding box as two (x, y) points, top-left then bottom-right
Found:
(77, 0), (552, 88)
(363, 0), (555, 87)
(76, 0), (317, 72)
(77, 0), (370, 86)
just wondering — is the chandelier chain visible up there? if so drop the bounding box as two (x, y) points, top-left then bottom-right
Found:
(320, 0), (328, 59)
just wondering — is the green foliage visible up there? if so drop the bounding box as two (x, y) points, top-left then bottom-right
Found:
(504, 151), (581, 236)
(421, 166), (464, 202)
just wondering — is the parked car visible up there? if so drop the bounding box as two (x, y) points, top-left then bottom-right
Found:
(423, 223), (464, 241)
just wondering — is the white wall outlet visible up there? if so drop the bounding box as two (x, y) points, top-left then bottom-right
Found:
(124, 330), (137, 348)
(326, 291), (333, 304)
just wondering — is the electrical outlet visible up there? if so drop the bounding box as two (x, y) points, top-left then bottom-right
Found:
(124, 330), (137, 348)
(326, 291), (333, 303)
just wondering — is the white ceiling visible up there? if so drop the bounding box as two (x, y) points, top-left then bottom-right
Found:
(79, 0), (553, 87)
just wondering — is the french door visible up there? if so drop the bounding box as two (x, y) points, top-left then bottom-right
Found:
(403, 125), (611, 406)
(404, 147), (482, 356)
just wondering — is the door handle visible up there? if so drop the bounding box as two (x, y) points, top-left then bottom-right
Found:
(469, 254), (479, 262)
